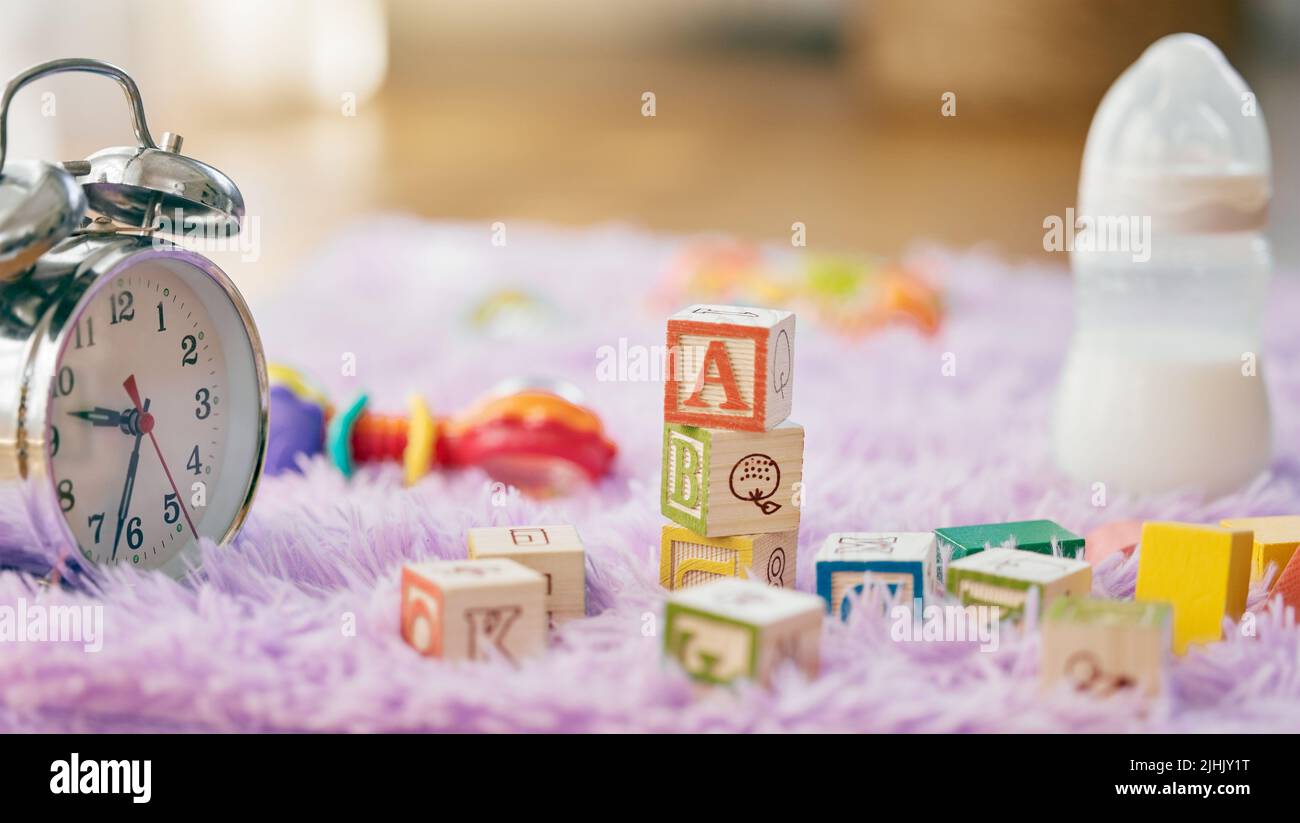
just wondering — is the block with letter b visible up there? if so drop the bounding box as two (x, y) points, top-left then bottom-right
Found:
(400, 558), (547, 664)
(661, 420), (803, 537)
(663, 577), (822, 686)
(1041, 597), (1171, 698)
(945, 548), (1091, 620)
(815, 532), (936, 619)
(467, 525), (586, 624)
(659, 524), (797, 590)
(664, 304), (795, 432)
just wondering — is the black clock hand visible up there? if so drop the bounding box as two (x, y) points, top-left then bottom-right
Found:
(109, 398), (149, 562)
(68, 407), (125, 428)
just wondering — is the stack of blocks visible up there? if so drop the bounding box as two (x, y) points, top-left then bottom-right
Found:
(659, 305), (820, 685)
(659, 305), (803, 590)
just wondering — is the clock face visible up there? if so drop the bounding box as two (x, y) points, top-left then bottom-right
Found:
(47, 255), (265, 575)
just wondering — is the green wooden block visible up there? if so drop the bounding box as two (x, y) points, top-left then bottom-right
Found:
(935, 519), (1084, 563)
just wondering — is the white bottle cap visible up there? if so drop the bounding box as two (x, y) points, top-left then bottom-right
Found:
(1079, 33), (1270, 233)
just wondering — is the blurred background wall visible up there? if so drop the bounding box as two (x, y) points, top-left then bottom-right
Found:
(1, 0), (1296, 300)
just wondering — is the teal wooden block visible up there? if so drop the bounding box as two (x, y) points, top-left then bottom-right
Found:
(935, 519), (1084, 563)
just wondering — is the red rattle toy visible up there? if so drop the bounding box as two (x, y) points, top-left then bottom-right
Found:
(266, 366), (616, 497)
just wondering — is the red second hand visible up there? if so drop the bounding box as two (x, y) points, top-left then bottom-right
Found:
(123, 375), (199, 542)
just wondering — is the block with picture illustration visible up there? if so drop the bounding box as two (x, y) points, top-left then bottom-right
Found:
(1040, 597), (1172, 699)
(664, 304), (795, 433)
(661, 420), (803, 537)
(659, 524), (797, 590)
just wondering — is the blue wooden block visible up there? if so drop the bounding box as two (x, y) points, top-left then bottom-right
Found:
(815, 532), (936, 620)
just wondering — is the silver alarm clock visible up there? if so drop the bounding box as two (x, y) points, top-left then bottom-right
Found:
(0, 59), (268, 579)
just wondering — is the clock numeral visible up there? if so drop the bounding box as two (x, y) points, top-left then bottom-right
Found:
(127, 516), (143, 550)
(88, 512), (105, 543)
(52, 366), (75, 398)
(57, 479), (75, 512)
(74, 317), (95, 349)
(163, 493), (180, 525)
(195, 388), (212, 420)
(110, 290), (135, 324)
(181, 334), (198, 366)
(50, 425), (60, 458)
(156, 302), (166, 332)
(187, 446), (204, 476)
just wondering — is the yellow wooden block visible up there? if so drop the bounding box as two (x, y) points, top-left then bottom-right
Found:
(467, 526), (586, 624)
(1220, 515), (1300, 584)
(1134, 522), (1251, 654)
(659, 524), (797, 590)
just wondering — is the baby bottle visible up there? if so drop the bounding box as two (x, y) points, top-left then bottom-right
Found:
(1053, 34), (1272, 497)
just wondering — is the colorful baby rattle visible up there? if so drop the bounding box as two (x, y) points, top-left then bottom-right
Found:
(266, 365), (617, 497)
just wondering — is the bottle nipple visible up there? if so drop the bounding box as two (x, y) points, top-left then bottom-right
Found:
(1079, 33), (1270, 233)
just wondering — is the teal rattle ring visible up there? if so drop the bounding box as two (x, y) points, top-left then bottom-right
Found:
(326, 394), (368, 478)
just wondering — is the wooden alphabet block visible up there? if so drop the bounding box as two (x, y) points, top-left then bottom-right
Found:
(661, 420), (803, 537)
(467, 525), (586, 624)
(663, 577), (822, 686)
(935, 519), (1084, 564)
(1041, 597), (1171, 698)
(1135, 522), (1251, 654)
(1219, 515), (1300, 584)
(659, 524), (797, 590)
(815, 532), (936, 619)
(664, 304), (795, 432)
(400, 558), (547, 663)
(945, 548), (1091, 620)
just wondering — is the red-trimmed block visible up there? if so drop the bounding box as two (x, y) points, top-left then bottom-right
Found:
(664, 304), (795, 432)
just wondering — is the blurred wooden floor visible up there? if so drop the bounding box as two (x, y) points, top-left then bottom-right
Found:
(180, 50), (1294, 301)
(376, 51), (1083, 256)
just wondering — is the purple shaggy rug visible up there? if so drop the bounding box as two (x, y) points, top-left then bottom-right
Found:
(3, 217), (1300, 733)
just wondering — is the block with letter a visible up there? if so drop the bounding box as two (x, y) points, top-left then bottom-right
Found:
(664, 304), (795, 433)
(400, 558), (547, 664)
